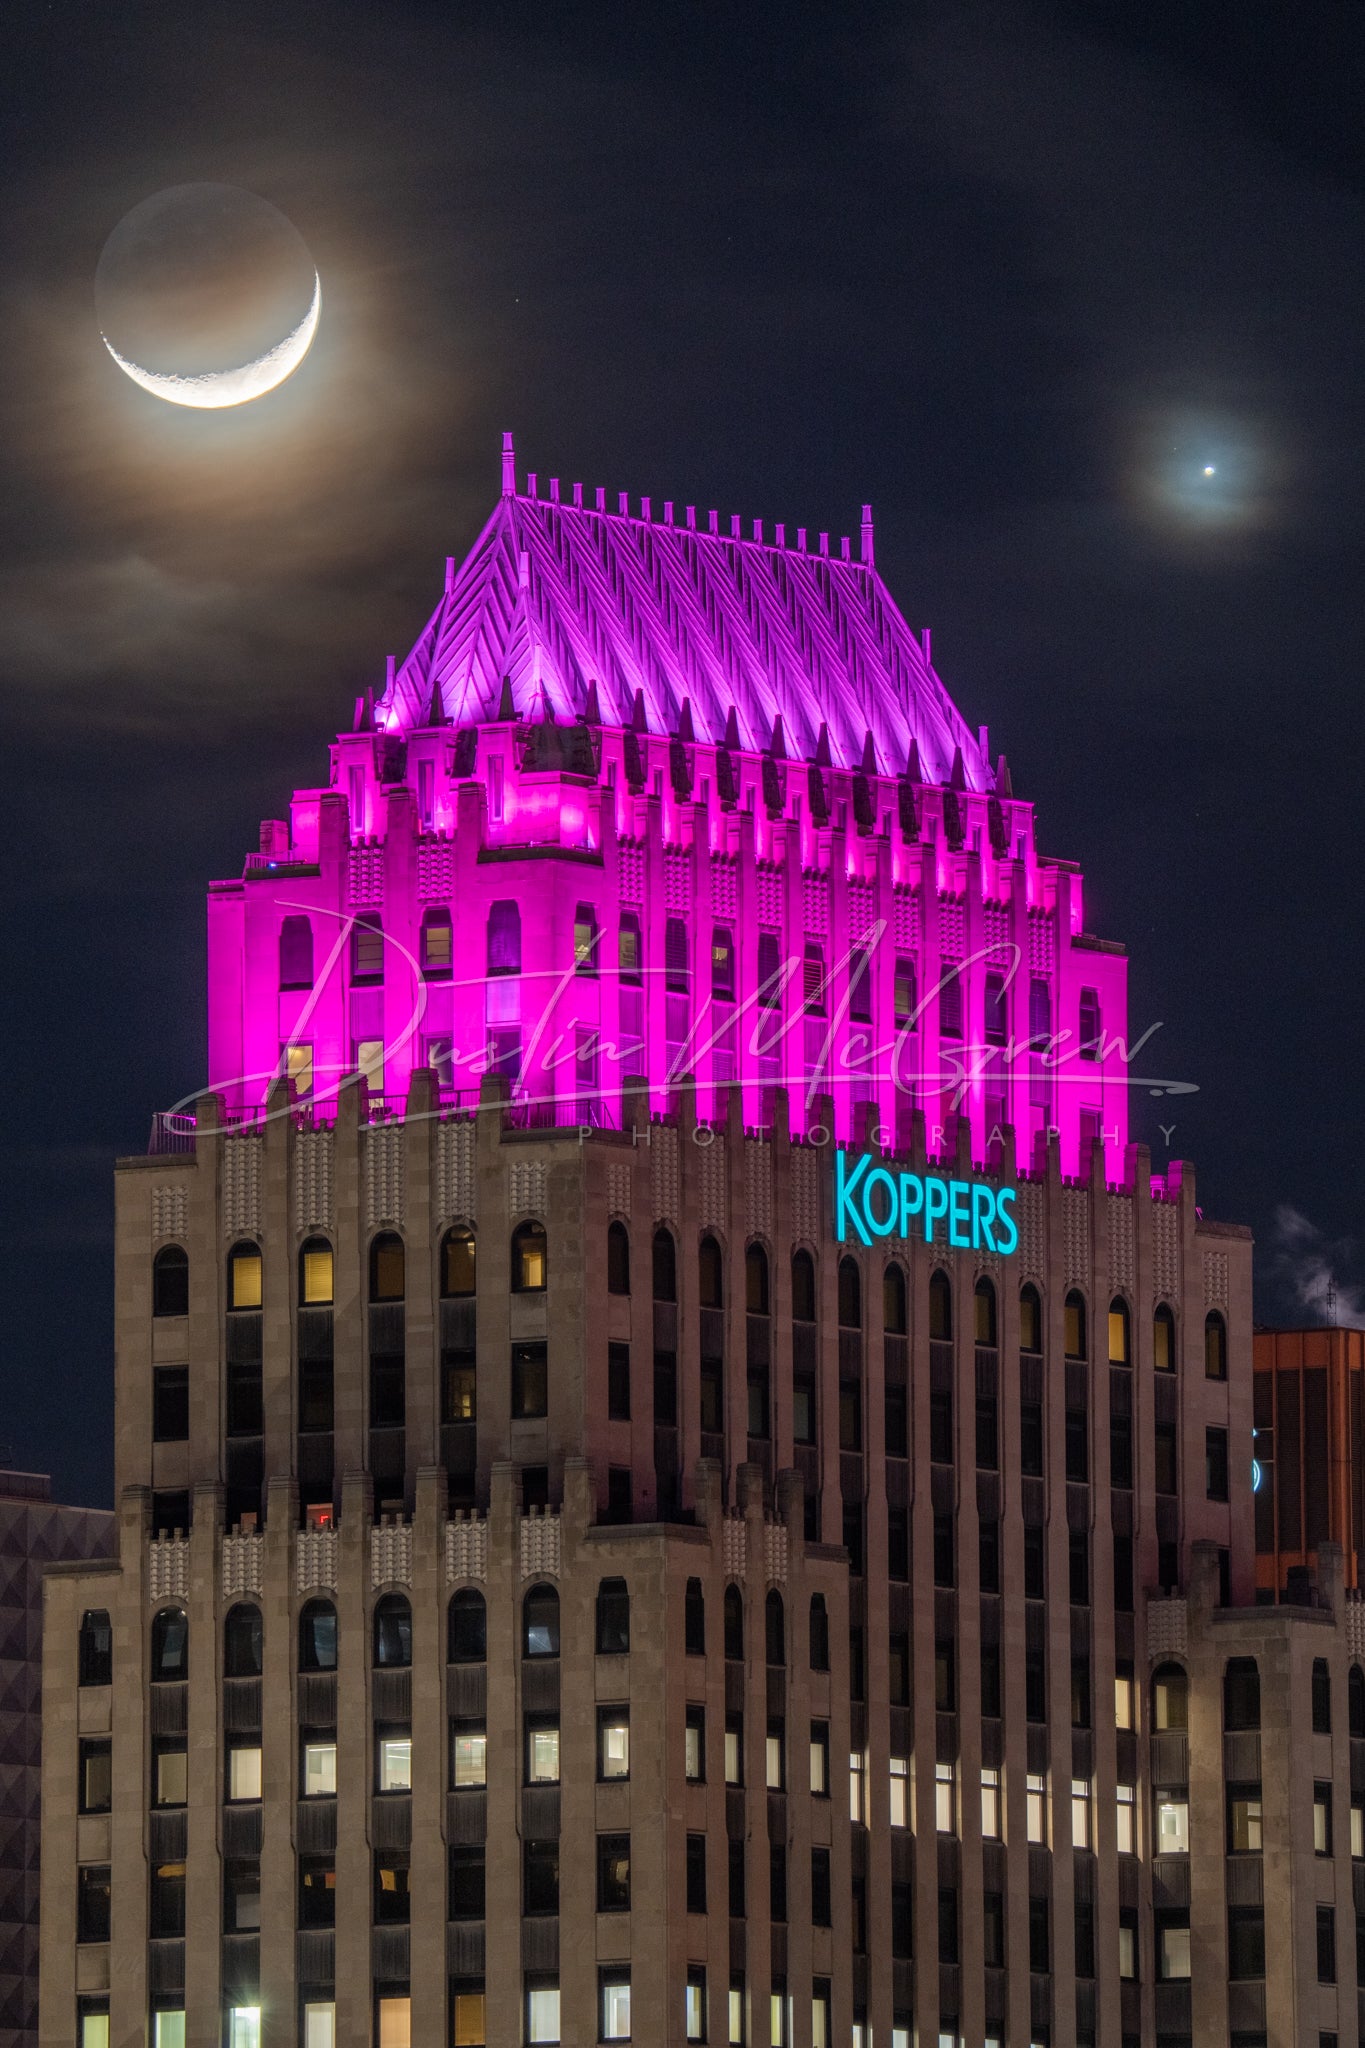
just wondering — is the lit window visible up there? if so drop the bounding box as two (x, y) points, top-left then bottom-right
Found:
(573, 906), (600, 974)
(378, 1736), (412, 1793)
(1228, 1788), (1262, 1853)
(1314, 1785), (1332, 1855)
(228, 1246), (263, 1311)
(228, 2011), (261, 2048)
(512, 1221), (548, 1292)
(849, 1751), (866, 1824)
(1115, 1673), (1135, 1728)
(526, 1986), (560, 2044)
(889, 1757), (909, 1829)
(1116, 1784), (1136, 1854)
(285, 1042), (314, 1099)
(1352, 1804), (1364, 1859)
(1157, 1795), (1189, 1854)
(809, 1729), (828, 1797)
(451, 1990), (485, 2048)
(685, 1970), (707, 2042)
(601, 1977), (631, 2041)
(685, 1707), (705, 1783)
(769, 1993), (787, 2046)
(453, 1725), (488, 1788)
(421, 908), (453, 975)
(155, 1747), (188, 1807)
(527, 1725), (560, 1784)
(728, 1984), (745, 2045)
(1026, 1773), (1046, 1845)
(300, 1241), (334, 1307)
(1071, 1779), (1091, 1849)
(376, 1997), (410, 2048)
(354, 1038), (385, 1095)
(81, 2017), (111, 2048)
(153, 2018), (185, 2048)
(600, 1714), (630, 1780)
(1118, 1923), (1137, 1980)
(980, 1767), (1001, 1839)
(303, 2005), (335, 2048)
(1159, 1925), (1191, 1979)
(766, 1730), (784, 1790)
(724, 1724), (742, 1786)
(227, 1747), (262, 1802)
(935, 1762), (955, 1835)
(303, 1742), (337, 1797)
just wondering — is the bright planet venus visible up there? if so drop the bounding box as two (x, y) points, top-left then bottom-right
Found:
(96, 182), (319, 408)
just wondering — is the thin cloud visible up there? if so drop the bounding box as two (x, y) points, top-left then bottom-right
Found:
(1272, 1204), (1365, 1326)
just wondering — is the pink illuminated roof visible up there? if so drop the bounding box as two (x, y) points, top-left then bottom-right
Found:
(380, 438), (992, 785)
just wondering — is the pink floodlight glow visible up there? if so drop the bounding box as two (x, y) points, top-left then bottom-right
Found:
(202, 441), (1136, 1180)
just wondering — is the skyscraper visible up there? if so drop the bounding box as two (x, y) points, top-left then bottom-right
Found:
(42, 443), (1355, 2048)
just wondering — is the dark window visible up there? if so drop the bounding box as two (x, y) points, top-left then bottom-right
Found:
(893, 956), (916, 1025)
(837, 1257), (861, 1330)
(1224, 1658), (1261, 1731)
(757, 930), (781, 1004)
(811, 1847), (832, 1927)
(369, 1233), (405, 1302)
(1071, 1656), (1092, 1728)
(373, 1595), (411, 1669)
(1111, 1414), (1133, 1488)
(939, 969), (962, 1039)
(152, 1245), (189, 1318)
(1318, 1904), (1337, 1983)
(1078, 985), (1101, 1057)
(712, 924), (735, 1000)
(765, 1590), (785, 1666)
(933, 1513), (954, 1588)
(1205, 1311), (1228, 1381)
(608, 1342), (631, 1422)
(685, 1579), (706, 1657)
(1154, 1303), (1176, 1372)
(938, 1886), (959, 1964)
(487, 900), (521, 975)
(79, 1609), (112, 1687)
(605, 1466), (632, 1524)
(511, 1221), (547, 1293)
(1313, 1658), (1332, 1733)
(596, 1579), (630, 1656)
(607, 1221), (631, 1295)
(728, 1839), (746, 1916)
(1069, 1531), (1090, 1605)
(792, 1250), (816, 1322)
(975, 1397), (998, 1470)
(885, 1385), (908, 1458)
(597, 1834), (631, 1912)
(665, 917), (689, 992)
(224, 1603), (262, 1678)
(279, 914), (313, 989)
(930, 1388), (953, 1464)
(298, 1856), (335, 1928)
(151, 1490), (189, 1538)
(839, 1381), (862, 1452)
(1155, 1422), (1178, 1495)
(889, 1631), (910, 1706)
(1066, 1409), (1089, 1483)
(980, 1644), (1001, 1717)
(935, 1639), (956, 1711)
(686, 1833), (707, 1914)
(1113, 1535), (1134, 1611)
(523, 1840), (559, 1916)
(984, 971), (1006, 1045)
(448, 1590), (486, 1663)
(888, 1508), (909, 1581)
(1026, 1649), (1046, 1722)
(843, 1503), (865, 1576)
(77, 1866), (111, 1943)
(982, 1890), (1004, 1968)
(723, 1586), (744, 1661)
(1350, 1665), (1365, 1737)
(1019, 1284), (1041, 1353)
(152, 1366), (189, 1443)
(448, 1845), (485, 1920)
(369, 1351), (404, 1431)
(979, 1520), (1000, 1593)
(1024, 1525), (1045, 1599)
(512, 1342), (548, 1419)
(149, 1860), (185, 1938)
(441, 1226), (476, 1297)
(150, 1607), (188, 1682)
(649, 1228), (678, 1303)
(747, 1244), (770, 1316)
(929, 1270), (952, 1340)
(809, 1595), (829, 1672)
(523, 1584), (559, 1659)
(883, 1262), (907, 1334)
(1029, 1895), (1050, 1973)
(974, 1279), (997, 1345)
(1065, 1290), (1087, 1359)
(299, 1599), (337, 1673)
(618, 912), (642, 981)
(351, 912), (384, 983)
(373, 1853), (410, 1924)
(848, 946), (872, 1023)
(1206, 1427), (1229, 1502)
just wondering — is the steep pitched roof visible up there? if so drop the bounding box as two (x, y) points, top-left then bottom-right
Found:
(381, 476), (991, 786)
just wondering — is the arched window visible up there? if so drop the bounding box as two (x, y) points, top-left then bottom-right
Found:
(684, 1579), (705, 1657)
(792, 1251), (816, 1323)
(351, 911), (384, 984)
(420, 907), (453, 977)
(607, 1222), (631, 1296)
(809, 1595), (830, 1673)
(1064, 1291), (1087, 1360)
(511, 1221), (547, 1292)
(746, 1245), (770, 1316)
(837, 1257), (861, 1330)
(1152, 1662), (1188, 1731)
(448, 1589), (487, 1664)
(883, 1263), (907, 1336)
(723, 1585), (744, 1661)
(1154, 1304), (1176, 1373)
(78, 1609), (112, 1687)
(699, 1236), (723, 1309)
(1349, 1665), (1365, 1738)
(373, 1595), (412, 1670)
(929, 1270), (953, 1342)
(227, 1242), (263, 1313)
(150, 1607), (188, 1683)
(653, 1229), (677, 1303)
(1019, 1284), (1042, 1354)
(298, 1237), (334, 1308)
(153, 1245), (189, 1318)
(369, 1233), (405, 1302)
(1108, 1298), (1131, 1365)
(573, 904), (600, 975)
(596, 1578), (630, 1656)
(523, 1584), (560, 1659)
(1312, 1657), (1332, 1733)
(765, 1589), (785, 1667)
(441, 1226), (476, 1297)
(223, 1604), (262, 1679)
(279, 914), (314, 990)
(1223, 1657), (1260, 1731)
(487, 900), (521, 976)
(974, 1278), (997, 1346)
(298, 1599), (338, 1673)
(1205, 1311), (1227, 1382)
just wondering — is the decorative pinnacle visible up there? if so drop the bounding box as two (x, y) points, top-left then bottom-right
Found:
(501, 431), (516, 497)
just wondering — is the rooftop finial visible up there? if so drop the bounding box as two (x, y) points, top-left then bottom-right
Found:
(860, 504), (874, 568)
(501, 431), (515, 497)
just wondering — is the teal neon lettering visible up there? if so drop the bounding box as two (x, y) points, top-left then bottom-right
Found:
(835, 1148), (872, 1246)
(993, 1186), (1019, 1256)
(948, 1180), (971, 1248)
(863, 1166), (898, 1238)
(923, 1176), (949, 1243)
(971, 1182), (996, 1251)
(899, 1173), (924, 1238)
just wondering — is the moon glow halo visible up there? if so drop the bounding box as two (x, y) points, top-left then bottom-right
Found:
(101, 270), (321, 409)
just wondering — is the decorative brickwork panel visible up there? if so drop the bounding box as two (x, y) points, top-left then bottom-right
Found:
(938, 899), (965, 957)
(347, 843), (384, 908)
(606, 1162), (632, 1221)
(148, 1537), (189, 1602)
(803, 874), (829, 938)
(847, 881), (877, 948)
(756, 865), (782, 928)
(618, 840), (645, 905)
(151, 1184), (188, 1242)
(1063, 1185), (1091, 1291)
(698, 1133), (727, 1235)
(1202, 1251), (1229, 1310)
(1028, 912), (1054, 973)
(984, 905), (1011, 960)
(1146, 1595), (1187, 1660)
(520, 1511), (561, 1580)
(892, 889), (921, 952)
(1345, 1595), (1365, 1661)
(1152, 1200), (1180, 1306)
(664, 849), (691, 913)
(295, 1528), (338, 1594)
(790, 1145), (819, 1245)
(745, 1138), (773, 1240)
(294, 1127), (335, 1235)
(445, 1515), (488, 1584)
(764, 1521), (788, 1585)
(722, 1514), (746, 1578)
(370, 1520), (412, 1589)
(222, 1533), (263, 1599)
(415, 836), (456, 900)
(1108, 1193), (1136, 1299)
(650, 1125), (679, 1229)
(364, 1121), (406, 1229)
(222, 1131), (263, 1239)
(1016, 1181), (1044, 1281)
(436, 1116), (475, 1222)
(711, 857), (738, 921)
(509, 1160), (547, 1219)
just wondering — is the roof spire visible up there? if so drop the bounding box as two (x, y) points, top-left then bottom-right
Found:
(676, 698), (695, 744)
(995, 753), (1013, 799)
(723, 706), (741, 752)
(813, 722), (832, 767)
(904, 737), (923, 782)
(860, 729), (878, 776)
(425, 678), (448, 728)
(630, 688), (648, 734)
(501, 431), (515, 497)
(353, 689), (375, 734)
(949, 745), (967, 792)
(582, 679), (602, 725)
(496, 677), (516, 722)
(768, 714), (787, 760)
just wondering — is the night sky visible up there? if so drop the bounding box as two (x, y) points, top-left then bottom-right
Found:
(2, 1), (1361, 1506)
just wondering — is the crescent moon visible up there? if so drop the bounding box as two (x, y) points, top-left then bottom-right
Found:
(101, 271), (321, 409)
